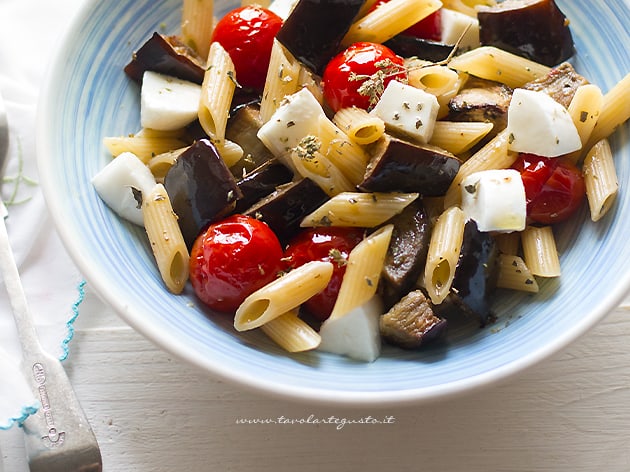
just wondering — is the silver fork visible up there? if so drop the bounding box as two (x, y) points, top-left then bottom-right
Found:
(0, 91), (102, 471)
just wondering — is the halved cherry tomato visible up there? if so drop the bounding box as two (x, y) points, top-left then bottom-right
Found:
(321, 42), (407, 112)
(210, 5), (283, 91)
(369, 1), (442, 41)
(512, 153), (586, 225)
(284, 227), (365, 321)
(189, 214), (284, 313)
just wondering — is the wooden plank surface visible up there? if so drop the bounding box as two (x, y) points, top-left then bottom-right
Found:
(2, 290), (630, 471)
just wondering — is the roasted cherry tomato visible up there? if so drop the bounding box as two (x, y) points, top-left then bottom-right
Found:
(210, 5), (283, 91)
(284, 227), (365, 321)
(512, 153), (586, 225)
(370, 1), (442, 41)
(321, 42), (407, 112)
(189, 214), (284, 313)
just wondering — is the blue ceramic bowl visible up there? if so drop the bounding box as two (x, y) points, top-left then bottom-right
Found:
(37, 0), (630, 404)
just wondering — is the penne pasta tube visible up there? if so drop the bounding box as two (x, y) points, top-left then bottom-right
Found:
(260, 308), (321, 353)
(103, 135), (189, 163)
(333, 107), (386, 145)
(259, 40), (302, 123)
(329, 224), (394, 320)
(141, 183), (190, 294)
(198, 42), (237, 143)
(301, 192), (419, 227)
(290, 142), (355, 196)
(582, 139), (618, 222)
(496, 254), (539, 293)
(424, 206), (465, 304)
(429, 121), (494, 155)
(181, 0), (214, 60)
(521, 226), (561, 278)
(147, 147), (188, 182)
(407, 64), (461, 98)
(494, 231), (520, 256)
(443, 129), (515, 208)
(566, 84), (603, 163)
(442, 0), (495, 17)
(584, 73), (630, 152)
(216, 139), (244, 168)
(234, 261), (334, 331)
(448, 46), (551, 89)
(342, 0), (442, 46)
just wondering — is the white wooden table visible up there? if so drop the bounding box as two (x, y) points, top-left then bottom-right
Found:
(1, 288), (630, 471)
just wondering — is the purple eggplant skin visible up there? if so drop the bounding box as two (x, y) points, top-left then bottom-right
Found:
(380, 198), (432, 308)
(359, 134), (461, 196)
(234, 160), (294, 214)
(384, 35), (454, 63)
(275, 0), (366, 74)
(124, 33), (206, 85)
(477, 0), (575, 67)
(164, 139), (243, 248)
(449, 220), (500, 326)
(243, 178), (329, 244)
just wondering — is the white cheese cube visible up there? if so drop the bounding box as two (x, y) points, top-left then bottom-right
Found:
(92, 152), (157, 226)
(140, 71), (201, 131)
(268, 0), (298, 19)
(507, 88), (582, 157)
(461, 169), (526, 233)
(318, 296), (383, 362)
(441, 8), (480, 51)
(370, 80), (439, 144)
(257, 87), (326, 159)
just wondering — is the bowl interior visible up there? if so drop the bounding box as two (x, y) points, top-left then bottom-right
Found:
(37, 0), (630, 404)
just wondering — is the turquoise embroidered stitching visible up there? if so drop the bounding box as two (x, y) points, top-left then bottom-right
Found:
(59, 279), (87, 362)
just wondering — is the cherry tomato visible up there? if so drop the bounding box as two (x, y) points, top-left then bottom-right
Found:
(512, 153), (586, 225)
(189, 214), (284, 313)
(210, 5), (283, 91)
(321, 42), (407, 112)
(370, 1), (442, 41)
(284, 227), (365, 321)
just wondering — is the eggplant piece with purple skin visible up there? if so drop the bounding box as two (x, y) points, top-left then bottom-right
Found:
(164, 139), (242, 248)
(384, 35), (454, 63)
(243, 178), (329, 244)
(447, 220), (500, 326)
(234, 160), (294, 214)
(124, 33), (206, 85)
(275, 0), (366, 74)
(359, 134), (461, 196)
(380, 198), (432, 308)
(380, 290), (447, 350)
(523, 62), (588, 109)
(477, 0), (575, 67)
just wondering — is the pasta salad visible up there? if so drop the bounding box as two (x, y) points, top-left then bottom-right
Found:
(92, 0), (630, 362)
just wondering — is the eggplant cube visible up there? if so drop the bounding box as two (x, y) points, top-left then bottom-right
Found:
(461, 169), (526, 233)
(370, 80), (439, 144)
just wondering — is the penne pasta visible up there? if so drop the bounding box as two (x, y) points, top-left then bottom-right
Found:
(216, 139), (244, 168)
(103, 135), (189, 163)
(429, 121), (494, 155)
(424, 206), (465, 304)
(301, 192), (418, 227)
(521, 225), (561, 278)
(496, 254), (539, 293)
(494, 231), (520, 256)
(448, 46), (551, 89)
(147, 147), (188, 182)
(329, 224), (394, 320)
(582, 139), (618, 222)
(290, 140), (355, 196)
(141, 183), (190, 294)
(333, 106), (385, 145)
(342, 0), (442, 46)
(407, 64), (461, 99)
(259, 40), (302, 123)
(443, 129), (515, 208)
(198, 42), (237, 143)
(584, 72), (630, 152)
(566, 83), (603, 163)
(181, 0), (214, 60)
(442, 0), (495, 17)
(260, 308), (321, 352)
(234, 261), (334, 331)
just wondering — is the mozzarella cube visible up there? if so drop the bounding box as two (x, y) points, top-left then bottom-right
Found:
(140, 71), (201, 131)
(441, 8), (480, 51)
(370, 81), (439, 144)
(257, 87), (326, 159)
(268, 0), (298, 19)
(461, 169), (526, 233)
(318, 296), (383, 363)
(507, 88), (582, 157)
(92, 152), (156, 226)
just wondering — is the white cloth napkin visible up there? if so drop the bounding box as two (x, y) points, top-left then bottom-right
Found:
(0, 0), (87, 429)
